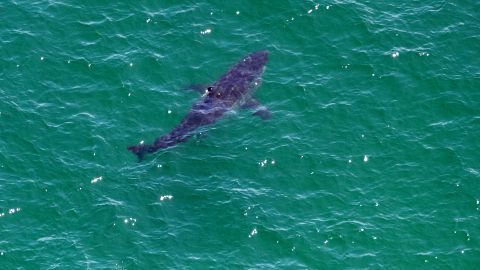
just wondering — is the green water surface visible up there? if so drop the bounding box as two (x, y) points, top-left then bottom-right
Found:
(1, 1), (479, 269)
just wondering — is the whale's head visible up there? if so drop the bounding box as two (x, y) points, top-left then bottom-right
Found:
(208, 50), (269, 103)
(244, 50), (268, 73)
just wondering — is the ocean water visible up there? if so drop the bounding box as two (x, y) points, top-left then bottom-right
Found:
(1, 0), (479, 269)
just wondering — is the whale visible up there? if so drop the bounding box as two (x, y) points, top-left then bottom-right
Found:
(128, 50), (271, 160)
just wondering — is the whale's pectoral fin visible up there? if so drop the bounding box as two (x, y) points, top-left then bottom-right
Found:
(242, 98), (272, 120)
(185, 84), (209, 94)
(253, 108), (272, 120)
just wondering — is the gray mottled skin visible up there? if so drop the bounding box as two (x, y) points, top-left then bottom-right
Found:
(128, 50), (270, 160)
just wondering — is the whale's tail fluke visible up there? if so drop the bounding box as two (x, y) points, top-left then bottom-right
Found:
(128, 144), (148, 161)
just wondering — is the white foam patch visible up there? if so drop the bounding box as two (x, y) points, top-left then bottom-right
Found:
(259, 159), (268, 167)
(201, 28), (212, 35)
(91, 176), (102, 184)
(123, 217), (137, 226)
(248, 227), (257, 238)
(160, 195), (173, 201)
(6, 208), (21, 215)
